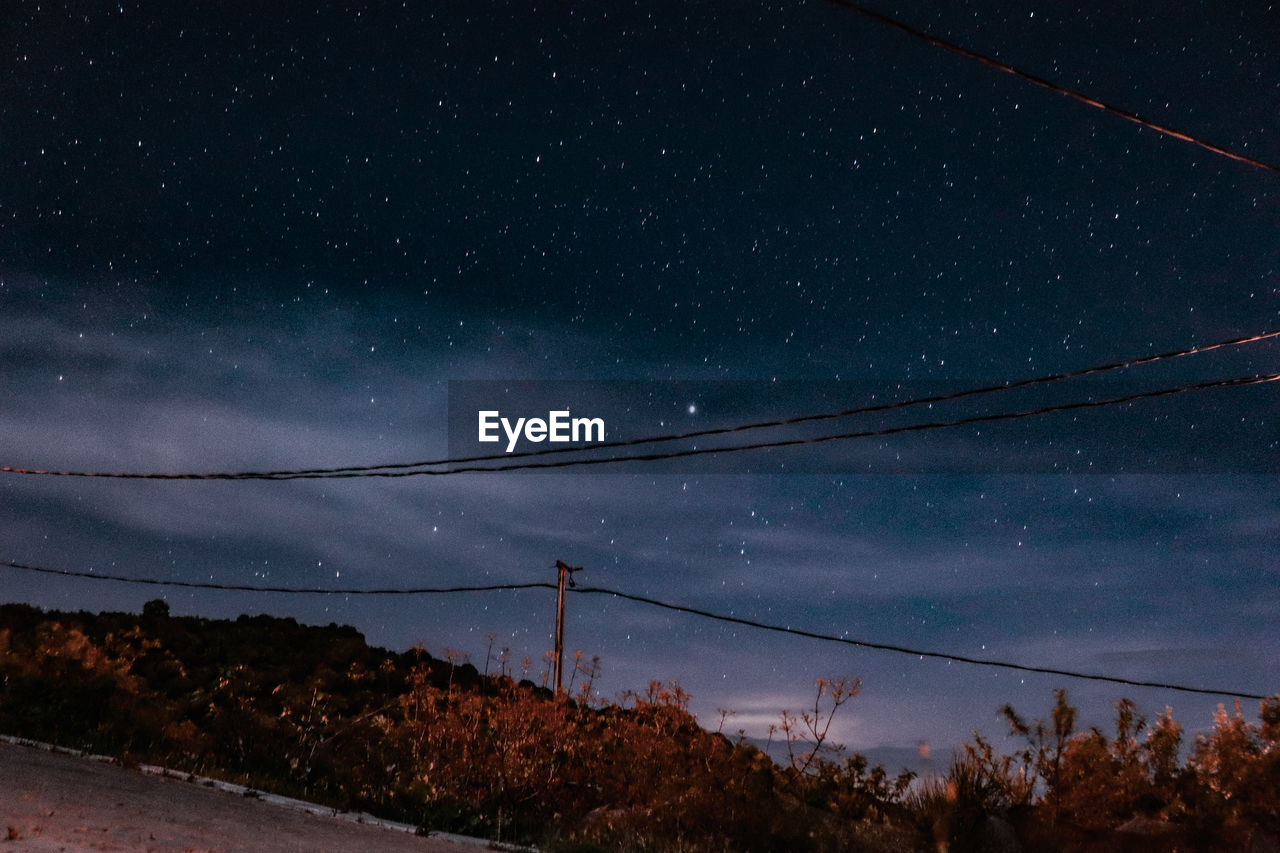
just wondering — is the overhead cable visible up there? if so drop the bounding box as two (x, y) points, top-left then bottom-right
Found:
(1, 327), (1277, 480)
(824, 0), (1280, 176)
(303, 372), (1280, 476)
(198, 327), (1280, 477)
(0, 560), (552, 596)
(0, 558), (1266, 700)
(566, 585), (1271, 701)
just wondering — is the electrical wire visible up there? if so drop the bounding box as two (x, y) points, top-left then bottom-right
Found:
(0, 560), (553, 596)
(566, 586), (1271, 701)
(196, 326), (1280, 477)
(823, 0), (1280, 176)
(298, 372), (1280, 477)
(3, 373), (1273, 479)
(0, 558), (1266, 700)
(1, 325), (1276, 479)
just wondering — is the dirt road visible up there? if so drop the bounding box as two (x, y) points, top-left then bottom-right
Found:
(0, 739), (496, 852)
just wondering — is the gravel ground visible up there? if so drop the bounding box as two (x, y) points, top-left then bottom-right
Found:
(0, 739), (505, 853)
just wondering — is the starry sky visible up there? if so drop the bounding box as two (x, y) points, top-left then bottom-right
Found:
(2, 1), (1278, 771)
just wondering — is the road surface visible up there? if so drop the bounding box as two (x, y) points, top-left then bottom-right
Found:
(0, 738), (505, 853)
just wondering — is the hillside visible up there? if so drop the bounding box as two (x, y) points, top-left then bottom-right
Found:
(0, 601), (919, 851)
(1, 601), (1276, 852)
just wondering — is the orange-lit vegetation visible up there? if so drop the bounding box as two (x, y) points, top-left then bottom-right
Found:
(0, 602), (1276, 851)
(909, 688), (1280, 851)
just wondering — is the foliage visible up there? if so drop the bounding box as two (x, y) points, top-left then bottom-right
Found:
(937, 688), (1280, 850)
(1185, 697), (1280, 832)
(0, 603), (912, 852)
(5, 601), (1274, 850)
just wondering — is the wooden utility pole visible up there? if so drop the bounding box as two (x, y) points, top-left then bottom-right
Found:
(553, 560), (581, 695)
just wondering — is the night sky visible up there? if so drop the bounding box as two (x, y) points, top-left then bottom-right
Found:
(2, 1), (1277, 771)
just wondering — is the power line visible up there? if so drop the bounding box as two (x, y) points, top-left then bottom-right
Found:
(0, 560), (553, 596)
(321, 372), (1278, 476)
(824, 0), (1280, 177)
(2, 328), (1277, 479)
(567, 586), (1271, 701)
(203, 327), (1280, 478)
(0, 558), (1266, 700)
(4, 373), (1274, 479)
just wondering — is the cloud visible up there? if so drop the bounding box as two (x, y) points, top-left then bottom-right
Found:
(0, 275), (1274, 757)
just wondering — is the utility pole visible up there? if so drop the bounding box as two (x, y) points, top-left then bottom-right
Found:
(553, 560), (581, 695)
